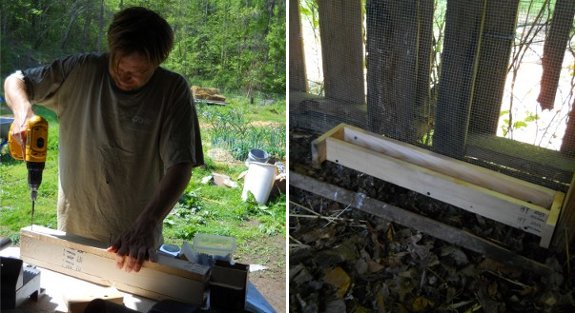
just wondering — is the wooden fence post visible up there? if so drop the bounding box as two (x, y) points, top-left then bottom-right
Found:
(317, 0), (364, 104)
(366, 0), (434, 142)
(468, 1), (520, 135)
(433, 0), (486, 158)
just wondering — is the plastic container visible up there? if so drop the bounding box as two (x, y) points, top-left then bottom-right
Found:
(158, 243), (181, 258)
(241, 162), (277, 204)
(191, 233), (236, 266)
(245, 148), (269, 166)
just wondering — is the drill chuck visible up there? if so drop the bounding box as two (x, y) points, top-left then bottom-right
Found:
(27, 162), (44, 201)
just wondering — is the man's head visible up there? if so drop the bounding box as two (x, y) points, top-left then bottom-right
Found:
(107, 7), (173, 91)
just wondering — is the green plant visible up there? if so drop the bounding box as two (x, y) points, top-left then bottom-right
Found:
(500, 110), (540, 138)
(200, 100), (286, 162)
(178, 189), (204, 212)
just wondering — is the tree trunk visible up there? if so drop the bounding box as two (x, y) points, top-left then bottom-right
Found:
(32, 0), (52, 50)
(61, 1), (83, 50)
(560, 98), (575, 157)
(537, 0), (575, 110)
(97, 0), (105, 52)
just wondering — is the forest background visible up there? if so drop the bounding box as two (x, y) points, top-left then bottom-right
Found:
(1, 0), (286, 96)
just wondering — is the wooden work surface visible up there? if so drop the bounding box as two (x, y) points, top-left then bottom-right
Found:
(1, 246), (156, 313)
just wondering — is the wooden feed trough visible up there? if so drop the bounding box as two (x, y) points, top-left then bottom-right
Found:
(312, 124), (565, 248)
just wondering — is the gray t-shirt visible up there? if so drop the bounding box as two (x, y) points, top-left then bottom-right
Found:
(22, 53), (204, 243)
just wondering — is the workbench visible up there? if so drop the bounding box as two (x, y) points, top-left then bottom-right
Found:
(1, 246), (156, 313)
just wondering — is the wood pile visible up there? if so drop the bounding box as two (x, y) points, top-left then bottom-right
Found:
(192, 86), (226, 103)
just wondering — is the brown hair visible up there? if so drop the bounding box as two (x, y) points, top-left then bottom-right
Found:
(107, 7), (173, 66)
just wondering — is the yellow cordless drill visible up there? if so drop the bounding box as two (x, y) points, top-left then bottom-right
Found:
(8, 115), (49, 225)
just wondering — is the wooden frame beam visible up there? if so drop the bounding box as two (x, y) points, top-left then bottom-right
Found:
(19, 226), (209, 304)
(312, 124), (564, 247)
(290, 172), (554, 275)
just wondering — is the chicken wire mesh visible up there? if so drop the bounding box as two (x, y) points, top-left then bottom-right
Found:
(290, 0), (575, 191)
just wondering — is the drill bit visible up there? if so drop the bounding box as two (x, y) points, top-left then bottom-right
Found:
(31, 200), (35, 229)
(31, 188), (38, 229)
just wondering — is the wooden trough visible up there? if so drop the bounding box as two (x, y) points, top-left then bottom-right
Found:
(311, 124), (565, 248)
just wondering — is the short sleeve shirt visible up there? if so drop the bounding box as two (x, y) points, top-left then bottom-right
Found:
(22, 53), (204, 243)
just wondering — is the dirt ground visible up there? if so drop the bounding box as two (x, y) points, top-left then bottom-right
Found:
(236, 233), (286, 313)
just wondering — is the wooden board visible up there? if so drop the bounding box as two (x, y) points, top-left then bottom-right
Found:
(19, 226), (209, 304)
(317, 0), (364, 103)
(365, 0), (434, 142)
(194, 99), (226, 106)
(467, 134), (574, 190)
(312, 124), (564, 247)
(311, 123), (345, 168)
(290, 172), (554, 275)
(432, 0), (486, 157)
(289, 92), (368, 135)
(468, 0), (520, 135)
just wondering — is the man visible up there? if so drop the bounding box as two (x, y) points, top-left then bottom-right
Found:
(4, 7), (204, 272)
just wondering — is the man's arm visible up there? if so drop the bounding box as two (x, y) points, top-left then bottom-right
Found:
(107, 162), (193, 272)
(4, 73), (36, 135)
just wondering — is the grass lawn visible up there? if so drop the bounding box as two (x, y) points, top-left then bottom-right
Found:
(0, 95), (286, 264)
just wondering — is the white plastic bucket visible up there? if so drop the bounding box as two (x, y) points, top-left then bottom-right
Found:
(242, 162), (277, 204)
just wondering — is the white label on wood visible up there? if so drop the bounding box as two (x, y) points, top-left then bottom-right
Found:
(516, 207), (547, 234)
(62, 247), (85, 272)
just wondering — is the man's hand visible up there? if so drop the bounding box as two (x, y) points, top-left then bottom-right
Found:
(106, 163), (192, 273)
(9, 114), (35, 154)
(106, 224), (159, 273)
